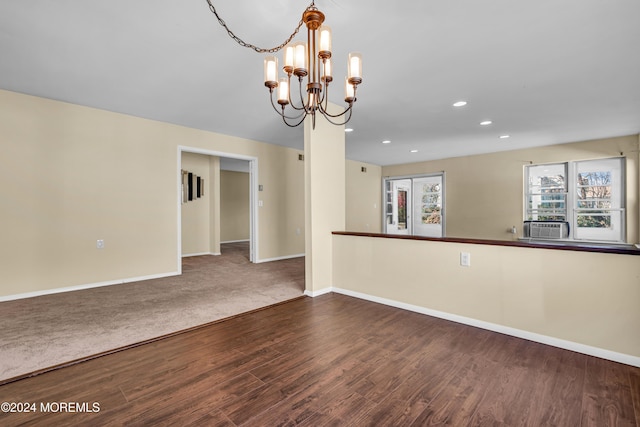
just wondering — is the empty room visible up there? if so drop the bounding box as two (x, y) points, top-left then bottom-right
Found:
(1, 0), (639, 425)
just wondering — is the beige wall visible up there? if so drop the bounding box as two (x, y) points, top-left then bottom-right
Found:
(382, 135), (640, 243)
(333, 234), (640, 363)
(0, 89), (305, 298)
(304, 108), (345, 292)
(220, 170), (250, 242)
(346, 160), (382, 233)
(181, 152), (212, 255)
(260, 149), (306, 258)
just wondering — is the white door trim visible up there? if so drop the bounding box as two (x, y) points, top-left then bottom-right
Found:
(177, 146), (258, 273)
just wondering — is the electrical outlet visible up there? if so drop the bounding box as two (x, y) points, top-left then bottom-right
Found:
(97, 239), (105, 249)
(460, 252), (470, 267)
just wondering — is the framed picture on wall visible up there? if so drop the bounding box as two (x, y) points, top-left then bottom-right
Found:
(182, 170), (188, 204)
(181, 170), (204, 203)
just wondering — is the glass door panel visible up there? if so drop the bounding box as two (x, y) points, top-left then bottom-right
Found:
(412, 176), (443, 237)
(385, 179), (411, 235)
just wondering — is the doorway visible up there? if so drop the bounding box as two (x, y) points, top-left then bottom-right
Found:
(177, 146), (258, 274)
(385, 179), (411, 235)
(384, 173), (444, 237)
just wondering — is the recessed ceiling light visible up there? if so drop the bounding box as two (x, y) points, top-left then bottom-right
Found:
(345, 128), (354, 132)
(410, 149), (419, 153)
(382, 140), (391, 144)
(453, 101), (467, 107)
(480, 120), (492, 126)
(499, 135), (510, 139)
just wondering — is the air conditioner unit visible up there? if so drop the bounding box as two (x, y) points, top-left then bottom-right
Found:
(523, 221), (569, 239)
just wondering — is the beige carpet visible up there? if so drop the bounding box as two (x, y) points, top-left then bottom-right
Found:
(0, 242), (305, 383)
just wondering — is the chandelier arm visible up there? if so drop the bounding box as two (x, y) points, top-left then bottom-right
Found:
(205, 0), (315, 53)
(319, 81), (329, 111)
(282, 76), (307, 112)
(318, 99), (355, 119)
(318, 82), (359, 118)
(281, 113), (308, 128)
(318, 103), (354, 126)
(290, 76), (309, 112)
(318, 59), (330, 109)
(269, 90), (306, 120)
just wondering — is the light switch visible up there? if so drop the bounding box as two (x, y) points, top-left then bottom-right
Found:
(460, 252), (470, 267)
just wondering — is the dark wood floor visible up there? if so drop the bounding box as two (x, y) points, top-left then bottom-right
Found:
(1, 293), (639, 426)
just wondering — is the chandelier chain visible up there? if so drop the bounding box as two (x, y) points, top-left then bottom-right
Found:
(205, 0), (316, 53)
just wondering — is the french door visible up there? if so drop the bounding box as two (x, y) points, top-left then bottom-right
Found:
(384, 174), (444, 237)
(385, 179), (411, 235)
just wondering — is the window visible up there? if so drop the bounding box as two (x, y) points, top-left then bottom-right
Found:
(525, 158), (625, 242)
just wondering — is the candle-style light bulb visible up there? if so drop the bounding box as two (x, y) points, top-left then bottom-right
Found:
(283, 44), (294, 74)
(322, 58), (333, 83)
(347, 52), (362, 85)
(264, 56), (278, 88)
(319, 26), (332, 58)
(277, 77), (289, 105)
(344, 77), (355, 103)
(293, 42), (307, 76)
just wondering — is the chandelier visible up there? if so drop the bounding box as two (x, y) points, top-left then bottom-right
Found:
(205, 0), (362, 129)
(263, 5), (362, 128)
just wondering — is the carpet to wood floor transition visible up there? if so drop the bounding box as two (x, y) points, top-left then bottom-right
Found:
(0, 242), (304, 383)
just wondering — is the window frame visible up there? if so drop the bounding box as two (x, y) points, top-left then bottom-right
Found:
(383, 173), (445, 237)
(525, 163), (568, 222)
(524, 157), (625, 243)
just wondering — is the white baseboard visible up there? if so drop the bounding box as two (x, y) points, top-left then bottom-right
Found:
(256, 253), (305, 263)
(304, 287), (332, 297)
(182, 252), (220, 257)
(0, 272), (180, 302)
(310, 287), (640, 368)
(221, 239), (250, 244)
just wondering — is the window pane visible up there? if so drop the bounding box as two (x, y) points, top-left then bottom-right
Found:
(418, 181), (441, 224)
(397, 190), (407, 229)
(525, 163), (567, 221)
(577, 200), (612, 209)
(577, 213), (611, 228)
(422, 210), (441, 224)
(412, 175), (444, 237)
(573, 158), (624, 241)
(576, 171), (612, 215)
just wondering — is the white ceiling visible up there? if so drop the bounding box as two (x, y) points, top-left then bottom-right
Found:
(1, 0), (638, 166)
